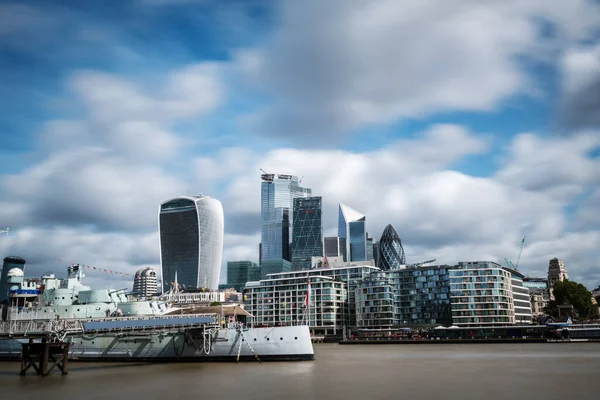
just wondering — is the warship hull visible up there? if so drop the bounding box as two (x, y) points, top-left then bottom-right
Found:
(0, 325), (314, 362)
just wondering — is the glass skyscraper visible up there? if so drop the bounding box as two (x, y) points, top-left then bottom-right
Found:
(324, 237), (346, 261)
(260, 173), (311, 263)
(378, 224), (406, 270)
(159, 195), (224, 292)
(291, 196), (323, 270)
(338, 203), (366, 262)
(227, 261), (260, 292)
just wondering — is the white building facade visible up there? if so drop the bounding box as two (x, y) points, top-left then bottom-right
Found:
(132, 267), (159, 297)
(449, 261), (531, 326)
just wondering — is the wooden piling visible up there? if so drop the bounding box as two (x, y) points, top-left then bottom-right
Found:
(20, 338), (70, 376)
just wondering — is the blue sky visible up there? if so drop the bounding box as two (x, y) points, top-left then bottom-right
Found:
(1, 0), (599, 290)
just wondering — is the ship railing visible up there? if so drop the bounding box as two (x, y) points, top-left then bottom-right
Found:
(0, 313), (220, 338)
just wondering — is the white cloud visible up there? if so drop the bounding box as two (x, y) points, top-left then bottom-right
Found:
(213, 128), (600, 288)
(240, 0), (600, 140)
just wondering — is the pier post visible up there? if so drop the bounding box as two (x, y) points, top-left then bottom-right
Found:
(19, 338), (70, 376)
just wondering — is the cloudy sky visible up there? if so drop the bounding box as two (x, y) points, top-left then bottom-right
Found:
(1, 0), (599, 291)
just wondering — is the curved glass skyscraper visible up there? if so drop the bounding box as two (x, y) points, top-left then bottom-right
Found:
(159, 195), (224, 291)
(378, 224), (406, 270)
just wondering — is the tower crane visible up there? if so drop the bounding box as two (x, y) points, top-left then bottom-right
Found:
(515, 236), (526, 270)
(504, 236), (526, 270)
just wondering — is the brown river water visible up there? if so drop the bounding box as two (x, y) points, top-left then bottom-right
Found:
(1, 343), (599, 400)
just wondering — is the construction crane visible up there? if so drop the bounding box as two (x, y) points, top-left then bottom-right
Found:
(515, 236), (526, 270)
(504, 236), (526, 270)
(0, 227), (8, 235)
(408, 259), (436, 267)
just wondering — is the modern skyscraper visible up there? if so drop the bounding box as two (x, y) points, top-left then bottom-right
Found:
(227, 261), (260, 292)
(132, 267), (159, 297)
(260, 259), (292, 279)
(0, 256), (26, 303)
(378, 224), (406, 270)
(159, 195), (224, 292)
(338, 203), (367, 262)
(260, 173), (311, 263)
(291, 196), (323, 270)
(324, 237), (346, 261)
(366, 234), (374, 261)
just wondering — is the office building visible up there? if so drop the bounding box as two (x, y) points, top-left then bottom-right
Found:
(324, 237), (346, 260)
(378, 224), (406, 270)
(338, 203), (367, 262)
(0, 256), (26, 303)
(132, 267), (159, 297)
(366, 234), (374, 261)
(227, 261), (260, 292)
(260, 259), (292, 279)
(260, 173), (311, 263)
(291, 196), (323, 270)
(159, 195), (224, 292)
(372, 242), (380, 269)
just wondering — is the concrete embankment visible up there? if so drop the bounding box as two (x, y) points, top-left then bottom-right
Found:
(339, 338), (548, 345)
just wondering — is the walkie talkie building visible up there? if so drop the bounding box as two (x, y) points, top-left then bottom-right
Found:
(159, 195), (224, 292)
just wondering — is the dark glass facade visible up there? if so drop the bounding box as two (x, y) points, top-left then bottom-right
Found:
(227, 261), (260, 292)
(378, 224), (406, 270)
(291, 196), (323, 270)
(159, 199), (199, 292)
(349, 221), (366, 261)
(260, 259), (292, 279)
(390, 266), (452, 326)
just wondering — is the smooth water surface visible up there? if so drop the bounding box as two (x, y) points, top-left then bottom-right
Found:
(1, 343), (598, 400)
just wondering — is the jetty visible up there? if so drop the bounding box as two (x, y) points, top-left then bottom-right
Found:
(1, 313), (221, 376)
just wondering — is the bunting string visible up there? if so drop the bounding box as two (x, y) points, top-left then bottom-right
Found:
(58, 259), (132, 277)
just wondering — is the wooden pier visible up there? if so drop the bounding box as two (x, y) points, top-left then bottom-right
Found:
(20, 338), (70, 376)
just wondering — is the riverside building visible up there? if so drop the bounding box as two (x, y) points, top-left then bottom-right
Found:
(244, 261), (379, 335)
(355, 265), (452, 329)
(449, 261), (531, 326)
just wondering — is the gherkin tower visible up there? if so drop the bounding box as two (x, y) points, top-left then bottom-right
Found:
(378, 224), (406, 270)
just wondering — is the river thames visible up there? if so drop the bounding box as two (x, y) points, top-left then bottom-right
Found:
(1, 343), (598, 399)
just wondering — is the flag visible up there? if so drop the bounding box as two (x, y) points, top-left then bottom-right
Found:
(305, 280), (311, 307)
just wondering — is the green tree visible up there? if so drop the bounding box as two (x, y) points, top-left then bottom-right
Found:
(210, 301), (222, 307)
(546, 280), (597, 319)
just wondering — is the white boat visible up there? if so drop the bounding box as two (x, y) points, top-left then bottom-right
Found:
(0, 264), (314, 361)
